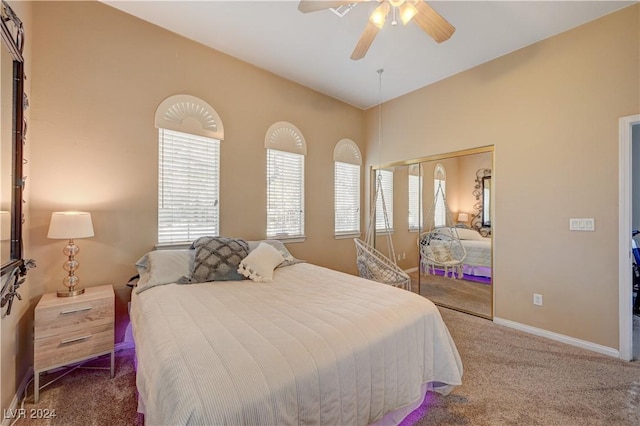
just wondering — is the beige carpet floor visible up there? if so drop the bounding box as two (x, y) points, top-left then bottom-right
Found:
(410, 309), (640, 425)
(15, 348), (142, 426)
(14, 309), (640, 426)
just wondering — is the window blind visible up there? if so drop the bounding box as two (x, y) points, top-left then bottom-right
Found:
(334, 162), (360, 235)
(267, 149), (304, 238)
(408, 174), (423, 230)
(434, 179), (446, 228)
(158, 128), (220, 244)
(375, 169), (394, 232)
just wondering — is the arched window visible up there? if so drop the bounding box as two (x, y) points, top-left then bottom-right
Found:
(265, 122), (306, 240)
(333, 139), (361, 236)
(434, 163), (446, 228)
(154, 95), (224, 244)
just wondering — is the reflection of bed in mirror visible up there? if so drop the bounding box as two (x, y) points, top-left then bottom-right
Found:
(420, 228), (491, 279)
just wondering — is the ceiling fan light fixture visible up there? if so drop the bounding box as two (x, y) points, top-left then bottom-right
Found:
(369, 2), (390, 29)
(399, 3), (418, 25)
(388, 0), (405, 7)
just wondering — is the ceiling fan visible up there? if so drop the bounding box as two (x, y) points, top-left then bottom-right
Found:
(298, 0), (455, 60)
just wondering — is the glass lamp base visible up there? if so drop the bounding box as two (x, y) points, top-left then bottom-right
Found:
(57, 287), (85, 297)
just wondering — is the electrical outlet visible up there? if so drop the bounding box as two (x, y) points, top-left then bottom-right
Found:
(402, 252), (406, 260)
(533, 293), (543, 306)
(397, 254), (401, 261)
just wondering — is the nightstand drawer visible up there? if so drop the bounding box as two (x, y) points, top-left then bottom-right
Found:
(35, 293), (114, 339)
(34, 323), (114, 371)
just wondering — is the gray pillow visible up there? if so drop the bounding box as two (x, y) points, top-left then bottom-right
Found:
(186, 237), (249, 282)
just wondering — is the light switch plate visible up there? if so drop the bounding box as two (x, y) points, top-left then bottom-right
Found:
(569, 218), (595, 231)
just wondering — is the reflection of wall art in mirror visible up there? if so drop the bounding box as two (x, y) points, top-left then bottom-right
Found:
(1, 0), (33, 316)
(482, 176), (491, 227)
(471, 168), (491, 237)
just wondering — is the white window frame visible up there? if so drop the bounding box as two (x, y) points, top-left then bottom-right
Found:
(334, 139), (362, 238)
(265, 122), (307, 241)
(154, 95), (224, 246)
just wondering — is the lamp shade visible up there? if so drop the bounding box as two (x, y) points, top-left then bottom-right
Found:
(457, 213), (469, 222)
(47, 212), (94, 239)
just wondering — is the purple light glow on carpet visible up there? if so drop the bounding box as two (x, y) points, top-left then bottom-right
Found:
(398, 392), (437, 426)
(430, 268), (492, 285)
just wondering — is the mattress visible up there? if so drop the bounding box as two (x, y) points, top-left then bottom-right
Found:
(130, 262), (463, 425)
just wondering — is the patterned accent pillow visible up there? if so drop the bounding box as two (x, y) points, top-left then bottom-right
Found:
(187, 237), (249, 282)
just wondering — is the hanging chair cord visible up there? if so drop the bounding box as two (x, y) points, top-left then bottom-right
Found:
(377, 68), (383, 169)
(363, 68), (398, 266)
(424, 179), (457, 233)
(419, 177), (467, 279)
(364, 173), (398, 266)
(353, 68), (409, 291)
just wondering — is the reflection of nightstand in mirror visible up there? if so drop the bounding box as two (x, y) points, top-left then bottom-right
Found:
(33, 285), (115, 403)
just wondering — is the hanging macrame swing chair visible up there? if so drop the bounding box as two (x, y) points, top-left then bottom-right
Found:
(354, 173), (411, 291)
(419, 180), (467, 278)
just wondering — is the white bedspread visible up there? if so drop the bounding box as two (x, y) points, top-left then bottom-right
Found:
(131, 263), (463, 425)
(461, 238), (492, 268)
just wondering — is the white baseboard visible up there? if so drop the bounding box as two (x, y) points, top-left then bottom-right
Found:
(493, 317), (620, 358)
(404, 267), (418, 273)
(2, 367), (33, 426)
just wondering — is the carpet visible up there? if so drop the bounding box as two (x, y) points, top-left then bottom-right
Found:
(404, 309), (640, 426)
(15, 348), (142, 426)
(13, 309), (640, 426)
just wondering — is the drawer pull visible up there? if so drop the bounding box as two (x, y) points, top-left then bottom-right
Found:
(60, 306), (92, 315)
(61, 334), (92, 345)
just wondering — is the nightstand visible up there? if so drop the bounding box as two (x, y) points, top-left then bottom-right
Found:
(33, 284), (115, 403)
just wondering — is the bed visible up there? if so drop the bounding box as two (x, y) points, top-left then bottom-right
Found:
(130, 238), (463, 425)
(457, 228), (492, 278)
(420, 228), (492, 279)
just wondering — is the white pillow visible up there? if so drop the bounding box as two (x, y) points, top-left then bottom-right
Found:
(247, 239), (303, 267)
(237, 242), (285, 283)
(455, 228), (485, 240)
(135, 249), (194, 290)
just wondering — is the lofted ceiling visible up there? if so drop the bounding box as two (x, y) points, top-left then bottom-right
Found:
(102, 1), (635, 109)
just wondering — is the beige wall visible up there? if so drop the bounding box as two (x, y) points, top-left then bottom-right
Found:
(2, 0), (638, 411)
(1, 0), (33, 412)
(365, 5), (639, 349)
(9, 0), (363, 408)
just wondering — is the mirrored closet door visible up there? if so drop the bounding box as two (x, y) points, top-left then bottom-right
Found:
(373, 146), (493, 319)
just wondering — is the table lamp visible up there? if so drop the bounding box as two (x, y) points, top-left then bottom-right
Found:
(47, 211), (94, 297)
(457, 212), (469, 225)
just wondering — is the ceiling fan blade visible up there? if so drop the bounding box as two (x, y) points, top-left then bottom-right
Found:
(297, 1), (356, 13)
(412, 1), (455, 43)
(350, 21), (380, 60)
